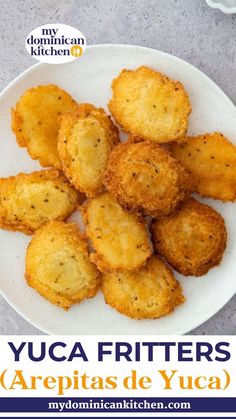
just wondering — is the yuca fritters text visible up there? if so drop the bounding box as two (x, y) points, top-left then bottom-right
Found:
(0, 169), (79, 234)
(170, 132), (236, 201)
(25, 221), (100, 310)
(102, 256), (184, 319)
(105, 140), (192, 217)
(12, 84), (78, 168)
(82, 192), (152, 272)
(152, 198), (227, 276)
(108, 66), (191, 143)
(58, 103), (119, 197)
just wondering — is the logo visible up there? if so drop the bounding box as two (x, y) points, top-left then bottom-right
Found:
(25, 23), (86, 64)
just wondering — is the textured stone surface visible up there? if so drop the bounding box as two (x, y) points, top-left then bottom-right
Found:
(0, 0), (235, 335)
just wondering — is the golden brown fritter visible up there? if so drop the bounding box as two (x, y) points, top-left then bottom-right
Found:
(25, 221), (100, 310)
(170, 132), (236, 202)
(102, 255), (184, 319)
(108, 66), (191, 144)
(152, 198), (227, 276)
(58, 103), (120, 197)
(12, 84), (78, 168)
(0, 169), (80, 234)
(82, 192), (152, 272)
(105, 140), (192, 217)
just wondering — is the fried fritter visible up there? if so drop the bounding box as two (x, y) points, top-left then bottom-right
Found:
(25, 221), (100, 310)
(108, 66), (191, 144)
(152, 198), (227, 276)
(82, 192), (152, 272)
(170, 132), (236, 201)
(102, 255), (184, 319)
(0, 169), (80, 234)
(12, 84), (78, 168)
(105, 140), (192, 217)
(58, 103), (120, 197)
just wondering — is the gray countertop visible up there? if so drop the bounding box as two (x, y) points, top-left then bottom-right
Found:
(0, 0), (235, 335)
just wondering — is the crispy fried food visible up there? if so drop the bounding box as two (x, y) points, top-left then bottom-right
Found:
(152, 198), (227, 276)
(105, 140), (192, 217)
(25, 221), (100, 310)
(58, 103), (120, 197)
(12, 84), (78, 168)
(82, 192), (152, 272)
(102, 255), (184, 319)
(170, 132), (236, 201)
(108, 66), (191, 144)
(0, 169), (80, 234)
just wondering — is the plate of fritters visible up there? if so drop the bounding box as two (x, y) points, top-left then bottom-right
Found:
(0, 44), (236, 334)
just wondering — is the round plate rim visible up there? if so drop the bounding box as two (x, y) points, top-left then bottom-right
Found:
(0, 43), (235, 335)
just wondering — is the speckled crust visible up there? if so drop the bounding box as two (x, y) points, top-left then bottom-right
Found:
(108, 66), (191, 144)
(11, 84), (78, 168)
(170, 132), (236, 202)
(152, 198), (227, 276)
(25, 221), (100, 310)
(105, 140), (192, 217)
(81, 192), (152, 272)
(0, 169), (81, 235)
(57, 103), (120, 197)
(102, 255), (184, 319)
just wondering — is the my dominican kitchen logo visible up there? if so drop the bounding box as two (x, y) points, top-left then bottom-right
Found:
(25, 23), (86, 64)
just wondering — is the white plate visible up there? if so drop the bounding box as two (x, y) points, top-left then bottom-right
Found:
(0, 44), (236, 335)
(206, 0), (236, 14)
